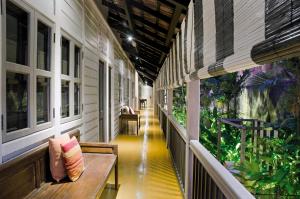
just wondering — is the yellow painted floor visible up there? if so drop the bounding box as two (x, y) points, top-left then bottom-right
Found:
(101, 108), (183, 199)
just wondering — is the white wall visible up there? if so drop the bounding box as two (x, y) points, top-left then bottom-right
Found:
(140, 85), (153, 107)
(0, 0), (137, 163)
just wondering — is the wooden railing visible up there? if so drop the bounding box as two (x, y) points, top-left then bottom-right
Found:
(169, 117), (186, 190)
(190, 141), (254, 199)
(156, 104), (254, 199)
(161, 110), (167, 138)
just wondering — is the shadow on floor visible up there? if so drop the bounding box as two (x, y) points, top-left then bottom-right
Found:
(100, 184), (119, 199)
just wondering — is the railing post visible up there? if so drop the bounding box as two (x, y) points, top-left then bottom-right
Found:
(153, 84), (157, 115)
(185, 80), (200, 199)
(166, 88), (173, 148)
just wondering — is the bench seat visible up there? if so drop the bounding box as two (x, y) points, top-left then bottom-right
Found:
(25, 153), (116, 199)
(0, 130), (118, 199)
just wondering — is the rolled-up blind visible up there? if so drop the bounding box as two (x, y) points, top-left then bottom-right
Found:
(252, 0), (300, 64)
(155, 0), (300, 90)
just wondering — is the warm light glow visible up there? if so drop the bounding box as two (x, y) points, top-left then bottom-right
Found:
(104, 109), (183, 199)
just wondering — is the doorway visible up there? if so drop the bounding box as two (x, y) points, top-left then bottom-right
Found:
(108, 67), (112, 141)
(99, 60), (105, 142)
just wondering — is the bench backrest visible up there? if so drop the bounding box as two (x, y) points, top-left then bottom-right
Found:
(0, 130), (80, 199)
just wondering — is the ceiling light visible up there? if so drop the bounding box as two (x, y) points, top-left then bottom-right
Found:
(135, 56), (139, 60)
(127, 35), (133, 42)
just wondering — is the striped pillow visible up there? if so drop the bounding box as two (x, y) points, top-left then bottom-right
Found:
(61, 136), (84, 181)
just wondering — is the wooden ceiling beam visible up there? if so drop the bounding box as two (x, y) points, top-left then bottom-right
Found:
(130, 1), (171, 23)
(132, 14), (168, 34)
(102, 0), (126, 15)
(158, 0), (189, 9)
(138, 74), (153, 85)
(134, 63), (159, 75)
(108, 18), (169, 54)
(136, 69), (156, 81)
(133, 32), (169, 54)
(135, 25), (166, 43)
(165, 4), (183, 45)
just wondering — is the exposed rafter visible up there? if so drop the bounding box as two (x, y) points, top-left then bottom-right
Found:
(166, 5), (183, 44)
(130, 1), (171, 23)
(100, 0), (190, 85)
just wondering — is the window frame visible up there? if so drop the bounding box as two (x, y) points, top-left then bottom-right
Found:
(34, 12), (55, 132)
(60, 31), (82, 124)
(1, 0), (55, 142)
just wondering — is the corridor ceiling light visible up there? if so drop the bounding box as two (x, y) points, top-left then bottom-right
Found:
(127, 35), (133, 42)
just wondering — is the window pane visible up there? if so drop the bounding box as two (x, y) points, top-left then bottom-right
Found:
(6, 72), (28, 132)
(37, 77), (50, 124)
(61, 80), (69, 118)
(37, 21), (51, 71)
(6, 1), (29, 65)
(61, 37), (69, 75)
(74, 83), (80, 115)
(74, 46), (80, 78)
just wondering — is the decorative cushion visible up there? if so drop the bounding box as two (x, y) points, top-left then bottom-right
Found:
(121, 106), (130, 114)
(61, 136), (84, 182)
(129, 107), (135, 114)
(49, 134), (70, 182)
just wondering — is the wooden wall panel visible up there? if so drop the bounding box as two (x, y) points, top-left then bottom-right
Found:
(60, 0), (83, 42)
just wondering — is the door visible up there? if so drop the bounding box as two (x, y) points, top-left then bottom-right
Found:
(108, 67), (112, 141)
(99, 61), (105, 141)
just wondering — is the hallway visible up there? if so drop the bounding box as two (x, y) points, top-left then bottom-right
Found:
(102, 109), (183, 199)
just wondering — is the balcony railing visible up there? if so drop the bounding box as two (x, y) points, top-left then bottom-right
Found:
(157, 104), (255, 199)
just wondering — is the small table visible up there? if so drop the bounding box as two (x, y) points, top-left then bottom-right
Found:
(139, 99), (147, 109)
(119, 114), (140, 135)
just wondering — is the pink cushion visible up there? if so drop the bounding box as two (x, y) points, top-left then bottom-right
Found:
(49, 134), (70, 182)
(129, 107), (135, 114)
(61, 137), (84, 181)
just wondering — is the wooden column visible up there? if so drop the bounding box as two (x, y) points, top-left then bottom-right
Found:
(166, 88), (173, 148)
(185, 80), (200, 199)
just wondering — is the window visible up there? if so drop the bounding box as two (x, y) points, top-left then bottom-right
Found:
(74, 45), (80, 78)
(60, 34), (82, 121)
(61, 37), (70, 75)
(6, 0), (29, 65)
(6, 73), (29, 132)
(37, 21), (51, 71)
(74, 83), (80, 115)
(2, 1), (54, 142)
(61, 80), (70, 118)
(36, 77), (50, 124)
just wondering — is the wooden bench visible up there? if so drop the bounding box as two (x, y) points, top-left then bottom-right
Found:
(0, 130), (118, 199)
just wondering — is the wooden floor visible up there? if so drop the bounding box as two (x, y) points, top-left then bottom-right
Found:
(101, 108), (183, 199)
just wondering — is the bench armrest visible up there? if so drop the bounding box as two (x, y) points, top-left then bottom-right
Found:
(134, 110), (140, 114)
(80, 142), (118, 156)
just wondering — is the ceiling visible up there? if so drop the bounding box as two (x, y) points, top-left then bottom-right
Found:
(96, 0), (190, 86)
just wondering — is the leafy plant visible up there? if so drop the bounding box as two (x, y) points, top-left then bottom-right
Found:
(172, 86), (187, 127)
(200, 107), (242, 163)
(236, 135), (300, 198)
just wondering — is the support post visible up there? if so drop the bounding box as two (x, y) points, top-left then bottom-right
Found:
(166, 88), (173, 148)
(185, 80), (200, 199)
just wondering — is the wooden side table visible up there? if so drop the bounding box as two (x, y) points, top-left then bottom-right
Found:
(119, 114), (139, 135)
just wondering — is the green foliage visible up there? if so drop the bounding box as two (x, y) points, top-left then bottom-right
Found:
(236, 135), (300, 197)
(172, 86), (187, 127)
(200, 107), (241, 163)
